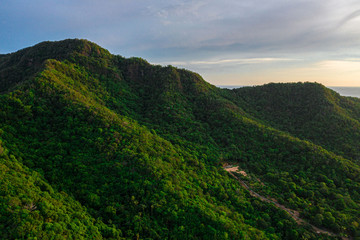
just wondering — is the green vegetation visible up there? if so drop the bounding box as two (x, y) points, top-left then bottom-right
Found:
(231, 83), (360, 161)
(0, 39), (359, 239)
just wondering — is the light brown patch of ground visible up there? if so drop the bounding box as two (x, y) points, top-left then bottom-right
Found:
(224, 165), (349, 239)
(224, 165), (248, 177)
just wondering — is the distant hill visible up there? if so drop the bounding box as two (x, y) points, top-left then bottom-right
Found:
(219, 85), (360, 99)
(0, 39), (359, 239)
(231, 83), (360, 161)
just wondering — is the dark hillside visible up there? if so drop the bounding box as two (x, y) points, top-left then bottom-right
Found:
(231, 82), (360, 160)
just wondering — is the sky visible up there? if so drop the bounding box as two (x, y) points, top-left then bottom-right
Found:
(1, 0), (360, 87)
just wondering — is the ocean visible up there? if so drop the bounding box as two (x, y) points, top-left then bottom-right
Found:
(217, 85), (360, 99)
(328, 87), (360, 99)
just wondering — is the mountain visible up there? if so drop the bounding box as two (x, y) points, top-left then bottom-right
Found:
(0, 39), (359, 239)
(230, 83), (360, 161)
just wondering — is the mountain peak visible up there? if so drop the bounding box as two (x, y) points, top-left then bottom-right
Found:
(0, 39), (111, 92)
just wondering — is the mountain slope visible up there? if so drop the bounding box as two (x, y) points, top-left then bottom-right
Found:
(115, 65), (360, 236)
(229, 82), (360, 161)
(0, 40), (306, 239)
(0, 139), (117, 239)
(1, 39), (359, 239)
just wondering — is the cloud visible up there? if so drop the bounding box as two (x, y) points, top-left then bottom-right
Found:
(138, 0), (360, 59)
(162, 58), (299, 66)
(315, 60), (360, 72)
(204, 59), (360, 87)
(3, 0), (360, 56)
(337, 9), (360, 28)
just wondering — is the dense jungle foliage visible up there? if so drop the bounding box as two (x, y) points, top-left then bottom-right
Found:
(0, 39), (359, 239)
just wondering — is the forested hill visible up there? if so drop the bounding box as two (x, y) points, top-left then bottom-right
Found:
(0, 39), (359, 239)
(230, 83), (360, 161)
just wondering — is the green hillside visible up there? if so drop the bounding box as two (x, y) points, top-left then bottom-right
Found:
(230, 83), (360, 161)
(0, 39), (359, 239)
